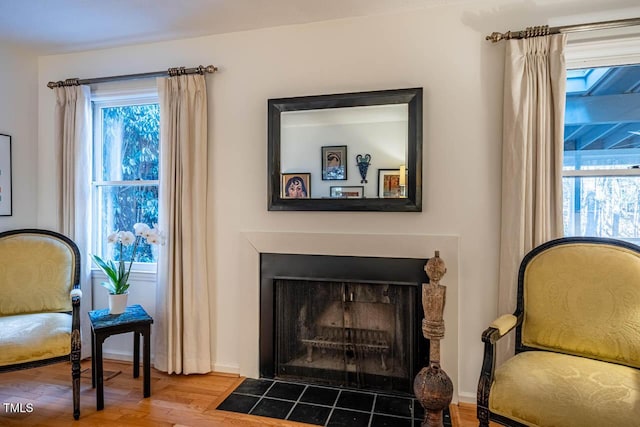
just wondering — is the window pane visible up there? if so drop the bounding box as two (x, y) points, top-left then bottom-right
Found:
(101, 104), (160, 181)
(98, 185), (159, 262)
(563, 176), (640, 242)
(563, 64), (640, 242)
(564, 148), (640, 171)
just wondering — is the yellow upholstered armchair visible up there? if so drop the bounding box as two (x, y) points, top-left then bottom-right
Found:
(0, 229), (82, 420)
(477, 237), (640, 427)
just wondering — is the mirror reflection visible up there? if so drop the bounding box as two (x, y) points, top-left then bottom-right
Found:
(280, 104), (408, 199)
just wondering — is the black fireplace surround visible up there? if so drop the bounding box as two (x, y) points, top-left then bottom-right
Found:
(260, 253), (430, 396)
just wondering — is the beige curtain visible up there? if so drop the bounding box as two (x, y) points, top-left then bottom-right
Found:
(53, 85), (92, 358)
(154, 74), (211, 374)
(497, 35), (567, 361)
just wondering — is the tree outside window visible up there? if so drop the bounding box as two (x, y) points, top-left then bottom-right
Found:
(94, 101), (160, 263)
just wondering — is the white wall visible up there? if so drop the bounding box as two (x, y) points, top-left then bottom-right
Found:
(0, 45), (38, 231)
(34, 0), (639, 402)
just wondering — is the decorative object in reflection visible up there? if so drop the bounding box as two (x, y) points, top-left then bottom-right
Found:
(356, 154), (372, 184)
(378, 169), (401, 198)
(322, 146), (347, 180)
(330, 186), (364, 199)
(414, 251), (453, 427)
(281, 173), (311, 199)
(0, 134), (12, 216)
(399, 165), (407, 197)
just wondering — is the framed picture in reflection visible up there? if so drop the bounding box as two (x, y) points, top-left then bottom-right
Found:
(321, 145), (347, 180)
(0, 134), (12, 216)
(378, 169), (401, 198)
(281, 173), (311, 199)
(330, 186), (364, 199)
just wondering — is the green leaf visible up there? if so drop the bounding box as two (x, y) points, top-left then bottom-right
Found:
(90, 254), (119, 284)
(92, 253), (131, 295)
(100, 281), (116, 294)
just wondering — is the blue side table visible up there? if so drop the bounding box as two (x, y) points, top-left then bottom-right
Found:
(88, 304), (154, 410)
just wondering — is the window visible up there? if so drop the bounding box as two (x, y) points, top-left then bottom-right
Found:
(563, 64), (640, 243)
(92, 92), (160, 266)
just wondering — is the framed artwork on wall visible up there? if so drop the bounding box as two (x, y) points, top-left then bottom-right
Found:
(0, 134), (11, 216)
(378, 169), (401, 198)
(330, 186), (364, 199)
(321, 145), (347, 180)
(281, 173), (311, 199)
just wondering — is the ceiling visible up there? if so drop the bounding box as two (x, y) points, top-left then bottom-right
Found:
(565, 65), (640, 154)
(0, 0), (449, 55)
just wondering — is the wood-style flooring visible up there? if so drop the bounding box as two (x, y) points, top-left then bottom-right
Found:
(0, 359), (492, 426)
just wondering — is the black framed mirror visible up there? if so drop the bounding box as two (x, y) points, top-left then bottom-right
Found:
(268, 87), (422, 211)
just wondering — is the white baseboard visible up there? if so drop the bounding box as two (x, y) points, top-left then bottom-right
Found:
(457, 391), (477, 404)
(102, 350), (137, 362)
(213, 363), (240, 375)
(101, 351), (240, 376)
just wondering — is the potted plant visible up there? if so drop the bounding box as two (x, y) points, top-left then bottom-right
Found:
(91, 223), (164, 314)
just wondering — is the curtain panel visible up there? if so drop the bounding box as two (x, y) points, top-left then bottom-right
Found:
(497, 35), (567, 362)
(53, 85), (93, 358)
(154, 74), (212, 374)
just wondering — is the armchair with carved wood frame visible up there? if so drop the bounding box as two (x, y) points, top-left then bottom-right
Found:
(0, 229), (82, 420)
(477, 237), (640, 427)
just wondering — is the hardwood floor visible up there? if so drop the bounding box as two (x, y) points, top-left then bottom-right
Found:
(0, 359), (489, 426)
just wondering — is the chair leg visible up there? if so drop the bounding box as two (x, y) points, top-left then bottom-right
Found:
(71, 330), (81, 420)
(72, 368), (80, 420)
(477, 406), (490, 427)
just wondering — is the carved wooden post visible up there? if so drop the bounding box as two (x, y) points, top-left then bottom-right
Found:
(414, 250), (453, 427)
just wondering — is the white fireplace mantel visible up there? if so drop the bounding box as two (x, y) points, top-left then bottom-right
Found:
(236, 230), (460, 402)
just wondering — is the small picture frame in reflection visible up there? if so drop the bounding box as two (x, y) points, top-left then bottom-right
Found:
(321, 145), (347, 180)
(330, 186), (364, 199)
(378, 169), (401, 198)
(281, 173), (311, 199)
(0, 134), (11, 216)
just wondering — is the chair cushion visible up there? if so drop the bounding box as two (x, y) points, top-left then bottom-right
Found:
(0, 233), (76, 316)
(0, 313), (71, 366)
(490, 351), (640, 427)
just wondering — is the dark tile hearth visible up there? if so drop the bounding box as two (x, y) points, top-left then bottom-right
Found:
(336, 390), (375, 412)
(267, 381), (307, 400)
(300, 386), (340, 406)
(216, 378), (452, 427)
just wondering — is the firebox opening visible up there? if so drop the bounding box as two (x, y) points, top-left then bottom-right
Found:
(260, 253), (429, 396)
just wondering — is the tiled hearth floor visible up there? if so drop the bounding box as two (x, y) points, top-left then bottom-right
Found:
(216, 378), (452, 427)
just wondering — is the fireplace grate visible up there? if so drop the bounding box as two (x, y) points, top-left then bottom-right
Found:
(302, 326), (390, 370)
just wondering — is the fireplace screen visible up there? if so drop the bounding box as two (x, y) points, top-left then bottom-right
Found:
(275, 279), (417, 393)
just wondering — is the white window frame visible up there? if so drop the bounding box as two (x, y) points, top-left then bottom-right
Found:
(91, 84), (160, 274)
(563, 34), (640, 241)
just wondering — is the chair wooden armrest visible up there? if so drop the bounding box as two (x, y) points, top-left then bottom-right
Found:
(477, 313), (523, 426)
(488, 314), (518, 338)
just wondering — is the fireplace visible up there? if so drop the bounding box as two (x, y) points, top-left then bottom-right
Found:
(260, 253), (429, 395)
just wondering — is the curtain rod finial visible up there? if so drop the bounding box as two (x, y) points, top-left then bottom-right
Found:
(486, 31), (510, 43)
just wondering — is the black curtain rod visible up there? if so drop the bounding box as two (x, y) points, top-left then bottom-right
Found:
(47, 64), (217, 89)
(486, 16), (640, 43)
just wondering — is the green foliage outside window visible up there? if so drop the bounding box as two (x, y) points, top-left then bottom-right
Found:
(98, 103), (160, 263)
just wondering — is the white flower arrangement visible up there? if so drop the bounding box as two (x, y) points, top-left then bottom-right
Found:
(91, 223), (165, 295)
